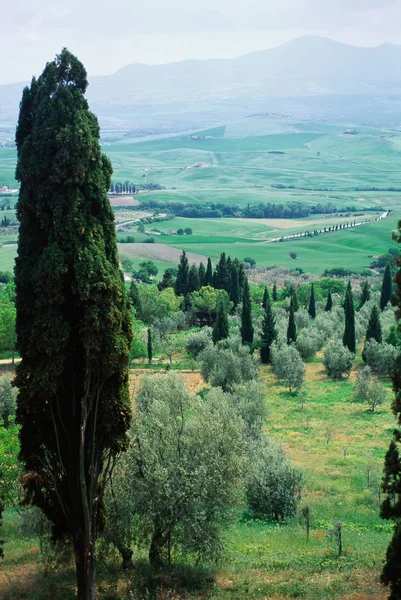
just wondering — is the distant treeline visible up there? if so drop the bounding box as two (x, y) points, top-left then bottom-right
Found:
(133, 199), (384, 220)
(273, 183), (401, 193)
(110, 181), (164, 194)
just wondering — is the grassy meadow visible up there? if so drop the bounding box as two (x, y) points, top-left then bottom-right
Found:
(0, 346), (395, 599)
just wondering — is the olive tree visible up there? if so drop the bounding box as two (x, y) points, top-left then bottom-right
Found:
(200, 335), (258, 392)
(271, 343), (305, 392)
(323, 342), (354, 379)
(0, 374), (17, 428)
(364, 340), (400, 377)
(124, 374), (243, 566)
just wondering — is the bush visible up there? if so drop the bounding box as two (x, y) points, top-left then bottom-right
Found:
(323, 342), (354, 379)
(353, 366), (372, 402)
(296, 329), (322, 360)
(246, 438), (303, 521)
(294, 308), (310, 331)
(185, 328), (213, 358)
(271, 343), (305, 392)
(227, 381), (266, 440)
(200, 335), (258, 392)
(364, 339), (400, 376)
(0, 374), (17, 428)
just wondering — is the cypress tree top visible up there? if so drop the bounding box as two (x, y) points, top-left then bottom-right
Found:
(204, 257), (213, 287)
(272, 283), (278, 302)
(325, 290), (333, 312)
(175, 250), (189, 296)
(14, 49), (132, 598)
(287, 297), (297, 344)
(360, 280), (371, 308)
(260, 293), (277, 364)
(262, 286), (269, 310)
(212, 300), (229, 344)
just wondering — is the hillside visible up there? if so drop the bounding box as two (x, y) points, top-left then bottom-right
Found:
(2, 36), (401, 130)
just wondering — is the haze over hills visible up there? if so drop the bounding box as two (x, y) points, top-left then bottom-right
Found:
(1, 35), (401, 133)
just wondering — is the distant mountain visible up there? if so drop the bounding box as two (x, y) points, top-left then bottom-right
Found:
(2, 36), (401, 132)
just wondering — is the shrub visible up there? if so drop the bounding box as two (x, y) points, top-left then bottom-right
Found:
(246, 438), (303, 521)
(0, 374), (17, 428)
(227, 381), (266, 440)
(364, 340), (400, 376)
(353, 366), (372, 402)
(200, 335), (258, 392)
(296, 329), (322, 360)
(271, 343), (305, 392)
(185, 328), (213, 358)
(324, 342), (354, 379)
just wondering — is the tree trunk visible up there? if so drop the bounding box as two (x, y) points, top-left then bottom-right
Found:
(117, 544), (134, 570)
(149, 528), (164, 567)
(74, 539), (96, 600)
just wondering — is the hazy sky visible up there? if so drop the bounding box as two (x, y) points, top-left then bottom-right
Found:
(1, 0), (400, 84)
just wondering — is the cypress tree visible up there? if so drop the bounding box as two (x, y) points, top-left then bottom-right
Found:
(241, 277), (254, 346)
(272, 283), (278, 302)
(343, 282), (356, 353)
(292, 289), (299, 312)
(157, 268), (174, 291)
(212, 300), (229, 343)
(287, 297), (297, 344)
(262, 286), (269, 310)
(175, 250), (189, 296)
(325, 290), (333, 312)
(360, 280), (371, 308)
(129, 279), (142, 319)
(14, 49), (132, 600)
(381, 223), (401, 598)
(229, 263), (240, 307)
(362, 304), (382, 362)
(260, 293), (277, 364)
(236, 259), (246, 299)
(380, 263), (393, 311)
(215, 252), (230, 292)
(198, 262), (206, 287)
(188, 263), (200, 293)
(204, 257), (213, 287)
(308, 283), (316, 319)
(147, 328), (153, 364)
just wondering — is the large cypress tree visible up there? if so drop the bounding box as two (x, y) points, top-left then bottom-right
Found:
(287, 297), (297, 344)
(360, 280), (371, 308)
(229, 263), (240, 307)
(212, 300), (229, 344)
(215, 252), (230, 292)
(260, 293), (277, 364)
(308, 283), (316, 319)
(241, 277), (254, 346)
(381, 263), (393, 311)
(198, 262), (206, 287)
(262, 286), (269, 310)
(343, 281), (356, 353)
(381, 223), (401, 598)
(204, 257), (213, 287)
(325, 290), (333, 312)
(157, 268), (174, 291)
(362, 304), (382, 362)
(188, 263), (200, 293)
(14, 50), (132, 600)
(175, 250), (189, 296)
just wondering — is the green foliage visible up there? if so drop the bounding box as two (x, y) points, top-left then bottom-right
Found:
(360, 281), (371, 308)
(287, 299), (297, 345)
(387, 325), (401, 347)
(241, 278), (254, 346)
(138, 286), (181, 324)
(14, 48), (132, 594)
(157, 268), (175, 291)
(364, 339), (399, 377)
(129, 279), (142, 317)
(125, 373), (243, 566)
(325, 290), (333, 312)
(200, 335), (259, 392)
(0, 374), (17, 428)
(185, 328), (212, 358)
(229, 263), (240, 307)
(272, 343), (305, 392)
(272, 283), (278, 302)
(214, 252), (230, 292)
(204, 257), (213, 287)
(380, 263), (393, 310)
(190, 286), (232, 325)
(188, 263), (200, 293)
(198, 262), (206, 287)
(133, 260), (158, 283)
(308, 283), (316, 319)
(175, 250), (189, 296)
(260, 294), (277, 364)
(362, 304), (382, 361)
(324, 342), (354, 379)
(246, 438), (303, 521)
(147, 328), (153, 364)
(227, 381), (266, 441)
(0, 293), (16, 361)
(213, 300), (229, 344)
(296, 329), (322, 360)
(343, 282), (356, 353)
